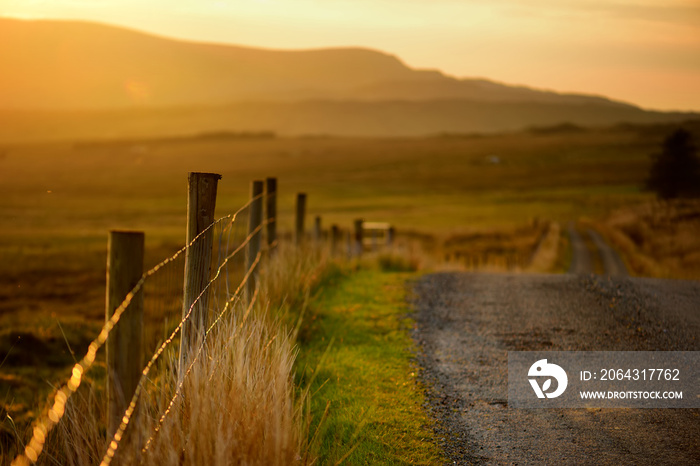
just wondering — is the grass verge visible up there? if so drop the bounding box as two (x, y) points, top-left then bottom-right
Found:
(297, 266), (445, 464)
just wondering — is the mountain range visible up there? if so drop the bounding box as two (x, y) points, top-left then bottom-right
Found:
(0, 18), (696, 139)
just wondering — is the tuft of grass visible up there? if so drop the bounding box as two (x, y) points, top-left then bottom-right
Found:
(135, 308), (304, 466)
(296, 267), (445, 464)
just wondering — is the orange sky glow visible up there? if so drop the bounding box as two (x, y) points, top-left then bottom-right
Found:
(2, 0), (699, 111)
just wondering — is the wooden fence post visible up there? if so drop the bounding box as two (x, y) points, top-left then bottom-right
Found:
(247, 180), (264, 300)
(313, 215), (322, 243)
(330, 224), (339, 256)
(180, 172), (221, 370)
(354, 219), (364, 257)
(265, 177), (277, 253)
(295, 193), (307, 247)
(387, 226), (395, 247)
(106, 231), (144, 443)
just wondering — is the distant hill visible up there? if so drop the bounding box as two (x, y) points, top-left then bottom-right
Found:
(0, 18), (696, 140)
(2, 101), (698, 143)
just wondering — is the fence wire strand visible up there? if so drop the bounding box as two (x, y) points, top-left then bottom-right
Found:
(140, 260), (261, 457)
(12, 192), (266, 466)
(100, 222), (266, 465)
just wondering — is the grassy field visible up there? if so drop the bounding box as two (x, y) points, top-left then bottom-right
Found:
(4, 123), (684, 328)
(1, 124), (680, 243)
(2, 123), (687, 282)
(2, 121), (699, 462)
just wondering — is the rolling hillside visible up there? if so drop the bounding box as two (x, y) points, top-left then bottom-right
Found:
(0, 18), (696, 140)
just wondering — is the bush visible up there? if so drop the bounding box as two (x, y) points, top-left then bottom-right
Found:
(646, 128), (700, 199)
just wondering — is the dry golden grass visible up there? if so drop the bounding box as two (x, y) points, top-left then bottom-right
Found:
(136, 310), (302, 466)
(437, 220), (550, 272)
(382, 219), (569, 274)
(591, 199), (700, 279)
(37, 310), (302, 466)
(8, 243), (333, 466)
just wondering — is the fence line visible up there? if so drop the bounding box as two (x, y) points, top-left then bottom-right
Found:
(102, 245), (264, 466)
(100, 211), (270, 464)
(12, 173), (396, 466)
(12, 192), (261, 466)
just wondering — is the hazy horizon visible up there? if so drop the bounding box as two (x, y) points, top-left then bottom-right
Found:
(2, 0), (699, 112)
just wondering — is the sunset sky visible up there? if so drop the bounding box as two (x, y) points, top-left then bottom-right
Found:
(2, 0), (699, 111)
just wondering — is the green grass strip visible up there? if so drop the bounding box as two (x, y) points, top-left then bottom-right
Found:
(297, 268), (445, 465)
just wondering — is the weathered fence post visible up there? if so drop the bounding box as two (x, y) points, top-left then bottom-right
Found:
(106, 231), (144, 443)
(313, 215), (322, 243)
(180, 172), (221, 370)
(246, 180), (264, 301)
(354, 219), (364, 257)
(330, 224), (339, 256)
(265, 177), (277, 253)
(387, 226), (395, 247)
(295, 193), (307, 247)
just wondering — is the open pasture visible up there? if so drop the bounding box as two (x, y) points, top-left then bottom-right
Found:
(1, 125), (665, 240)
(0, 125), (673, 321)
(1, 125), (667, 326)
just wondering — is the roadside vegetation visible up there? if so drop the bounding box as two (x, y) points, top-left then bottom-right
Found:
(2, 244), (327, 464)
(295, 261), (445, 464)
(588, 199), (700, 279)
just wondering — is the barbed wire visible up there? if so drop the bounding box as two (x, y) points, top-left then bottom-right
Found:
(100, 221), (267, 465)
(12, 192), (266, 466)
(139, 258), (261, 457)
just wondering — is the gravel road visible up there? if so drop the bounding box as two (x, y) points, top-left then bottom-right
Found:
(412, 272), (700, 465)
(567, 223), (628, 277)
(586, 230), (627, 278)
(566, 224), (593, 275)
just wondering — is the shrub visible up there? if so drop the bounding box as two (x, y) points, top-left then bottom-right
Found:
(646, 128), (700, 199)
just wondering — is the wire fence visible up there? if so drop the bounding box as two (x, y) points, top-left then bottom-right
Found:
(12, 187), (266, 466)
(9, 174), (396, 466)
(104, 225), (266, 465)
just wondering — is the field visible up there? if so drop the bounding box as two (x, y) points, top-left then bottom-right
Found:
(2, 121), (700, 461)
(1, 124), (673, 331)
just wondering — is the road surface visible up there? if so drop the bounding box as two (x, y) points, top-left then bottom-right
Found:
(567, 223), (628, 277)
(412, 271), (699, 465)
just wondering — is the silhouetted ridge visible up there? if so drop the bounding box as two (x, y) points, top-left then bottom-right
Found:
(0, 18), (639, 110)
(0, 18), (696, 140)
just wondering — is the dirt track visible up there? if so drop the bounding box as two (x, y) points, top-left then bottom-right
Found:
(567, 223), (628, 277)
(412, 272), (700, 464)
